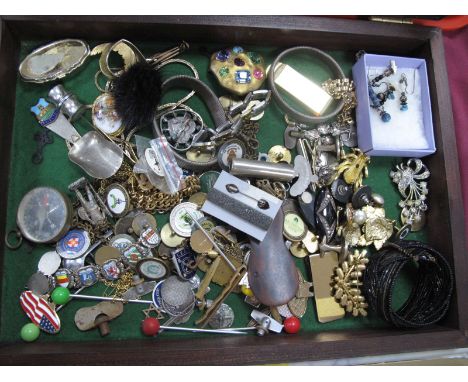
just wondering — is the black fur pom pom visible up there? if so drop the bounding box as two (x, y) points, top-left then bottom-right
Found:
(111, 61), (162, 131)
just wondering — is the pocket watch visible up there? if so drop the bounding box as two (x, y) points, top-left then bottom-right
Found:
(15, 187), (72, 244)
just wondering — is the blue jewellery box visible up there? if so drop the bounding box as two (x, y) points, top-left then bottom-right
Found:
(352, 53), (436, 157)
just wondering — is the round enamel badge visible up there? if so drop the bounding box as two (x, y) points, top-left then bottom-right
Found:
(56, 229), (90, 259)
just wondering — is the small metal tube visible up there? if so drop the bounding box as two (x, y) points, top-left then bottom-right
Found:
(230, 158), (296, 182)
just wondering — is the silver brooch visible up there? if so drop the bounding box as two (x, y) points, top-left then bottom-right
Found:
(390, 158), (429, 237)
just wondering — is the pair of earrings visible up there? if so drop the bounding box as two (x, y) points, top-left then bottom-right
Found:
(368, 60), (397, 122)
(369, 63), (415, 122)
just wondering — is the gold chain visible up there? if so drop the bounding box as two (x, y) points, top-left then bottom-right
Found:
(98, 161), (201, 214)
(102, 271), (135, 300)
(322, 78), (357, 127)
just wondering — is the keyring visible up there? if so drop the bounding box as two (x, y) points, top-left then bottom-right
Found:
(5, 229), (23, 250)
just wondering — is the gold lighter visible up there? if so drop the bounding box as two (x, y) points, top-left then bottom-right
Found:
(270, 63), (333, 116)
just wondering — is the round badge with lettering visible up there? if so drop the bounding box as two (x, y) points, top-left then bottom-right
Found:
(137, 258), (168, 281)
(169, 202), (204, 238)
(105, 184), (131, 217)
(152, 280), (165, 310)
(56, 229), (90, 259)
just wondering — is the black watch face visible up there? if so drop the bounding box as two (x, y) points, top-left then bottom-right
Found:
(17, 187), (69, 243)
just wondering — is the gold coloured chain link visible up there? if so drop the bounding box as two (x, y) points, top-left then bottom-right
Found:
(322, 78), (357, 127)
(98, 161), (201, 214)
(102, 271), (135, 300)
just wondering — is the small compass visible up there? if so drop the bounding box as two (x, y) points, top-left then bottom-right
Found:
(16, 187), (72, 244)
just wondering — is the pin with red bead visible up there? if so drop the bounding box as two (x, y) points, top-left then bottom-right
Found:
(140, 309), (301, 338)
(141, 317), (250, 336)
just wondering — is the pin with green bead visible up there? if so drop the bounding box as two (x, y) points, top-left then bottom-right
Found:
(51, 286), (153, 307)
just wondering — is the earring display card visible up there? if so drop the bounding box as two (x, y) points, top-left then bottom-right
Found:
(352, 54), (436, 157)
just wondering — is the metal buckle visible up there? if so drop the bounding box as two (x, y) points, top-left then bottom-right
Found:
(229, 89), (271, 120)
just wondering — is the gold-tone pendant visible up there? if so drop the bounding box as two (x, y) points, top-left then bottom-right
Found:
(210, 47), (266, 96)
(331, 249), (369, 317)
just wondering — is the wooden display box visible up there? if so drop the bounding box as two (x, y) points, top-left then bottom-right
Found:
(0, 15), (466, 365)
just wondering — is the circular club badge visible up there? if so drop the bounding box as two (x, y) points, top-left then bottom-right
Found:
(137, 258), (168, 281)
(109, 234), (135, 254)
(105, 184), (130, 217)
(56, 229), (91, 259)
(152, 280), (166, 311)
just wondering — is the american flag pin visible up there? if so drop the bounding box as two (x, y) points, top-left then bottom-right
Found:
(20, 291), (61, 334)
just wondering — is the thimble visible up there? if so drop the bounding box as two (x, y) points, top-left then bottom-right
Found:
(48, 84), (86, 122)
(160, 276), (195, 317)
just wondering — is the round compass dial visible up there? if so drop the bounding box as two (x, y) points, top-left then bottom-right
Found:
(17, 187), (72, 244)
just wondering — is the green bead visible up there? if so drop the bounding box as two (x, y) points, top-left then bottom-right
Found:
(21, 323), (40, 342)
(51, 286), (71, 305)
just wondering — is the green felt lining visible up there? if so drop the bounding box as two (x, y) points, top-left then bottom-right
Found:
(0, 40), (426, 344)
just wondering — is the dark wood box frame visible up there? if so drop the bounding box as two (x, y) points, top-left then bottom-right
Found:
(0, 15), (466, 365)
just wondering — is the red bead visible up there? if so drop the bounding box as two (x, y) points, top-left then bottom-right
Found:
(283, 317), (301, 334)
(141, 317), (160, 336)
